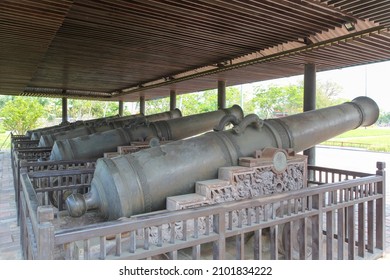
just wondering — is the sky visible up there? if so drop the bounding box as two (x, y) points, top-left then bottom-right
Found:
(242, 60), (390, 112)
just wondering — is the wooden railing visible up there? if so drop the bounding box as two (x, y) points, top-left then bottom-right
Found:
(322, 141), (372, 150)
(19, 162), (386, 260)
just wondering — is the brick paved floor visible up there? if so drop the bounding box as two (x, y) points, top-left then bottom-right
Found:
(0, 150), (22, 260)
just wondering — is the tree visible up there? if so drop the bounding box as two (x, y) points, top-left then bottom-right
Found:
(316, 80), (348, 108)
(179, 90), (218, 115)
(0, 95), (13, 108)
(377, 111), (390, 126)
(248, 84), (303, 118)
(0, 96), (44, 134)
(145, 97), (170, 115)
(67, 99), (119, 120)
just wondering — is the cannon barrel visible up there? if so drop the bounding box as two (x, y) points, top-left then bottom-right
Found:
(38, 109), (182, 147)
(66, 97), (379, 220)
(30, 122), (82, 140)
(30, 113), (144, 140)
(51, 105), (244, 161)
(26, 123), (69, 138)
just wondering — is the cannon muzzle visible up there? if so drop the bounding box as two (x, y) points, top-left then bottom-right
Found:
(66, 97), (379, 220)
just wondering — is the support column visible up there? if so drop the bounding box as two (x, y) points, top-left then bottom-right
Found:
(303, 63), (316, 165)
(218, 80), (226, 110)
(140, 96), (145, 115)
(61, 97), (68, 125)
(118, 100), (124, 117)
(170, 89), (177, 110)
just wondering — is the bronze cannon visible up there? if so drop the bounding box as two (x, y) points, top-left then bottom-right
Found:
(29, 114), (143, 140)
(50, 105), (244, 161)
(66, 97), (379, 220)
(38, 109), (182, 147)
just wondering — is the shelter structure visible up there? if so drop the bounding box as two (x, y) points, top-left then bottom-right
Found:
(0, 1), (388, 261)
(1, 0), (390, 102)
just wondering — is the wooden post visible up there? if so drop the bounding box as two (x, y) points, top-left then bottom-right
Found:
(118, 100), (124, 117)
(140, 96), (145, 115)
(375, 162), (386, 251)
(213, 212), (226, 259)
(218, 80), (226, 110)
(170, 89), (177, 110)
(61, 97), (68, 125)
(303, 63), (316, 166)
(311, 193), (323, 259)
(37, 206), (55, 259)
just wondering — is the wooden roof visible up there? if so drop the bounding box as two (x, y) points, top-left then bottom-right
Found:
(1, 0), (390, 101)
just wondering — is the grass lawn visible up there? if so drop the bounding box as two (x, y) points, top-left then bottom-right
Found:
(322, 127), (390, 152)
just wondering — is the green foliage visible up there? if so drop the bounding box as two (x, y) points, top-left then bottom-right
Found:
(145, 97), (170, 115)
(316, 80), (348, 108)
(0, 96), (44, 134)
(179, 90), (218, 115)
(68, 99), (119, 120)
(0, 95), (13, 108)
(377, 111), (390, 126)
(249, 84), (304, 118)
(0, 79), (349, 133)
(145, 87), (243, 116)
(247, 80), (348, 118)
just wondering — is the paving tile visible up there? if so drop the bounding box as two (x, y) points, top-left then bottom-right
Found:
(0, 150), (22, 260)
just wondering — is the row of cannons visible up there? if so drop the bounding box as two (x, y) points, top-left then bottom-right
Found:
(11, 96), (380, 259)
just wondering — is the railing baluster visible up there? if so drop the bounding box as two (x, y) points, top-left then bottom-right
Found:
(236, 233), (244, 260)
(326, 210), (334, 260)
(129, 230), (136, 253)
(337, 208), (345, 259)
(228, 211), (233, 230)
(375, 162), (385, 251)
(286, 199), (291, 216)
(358, 202), (365, 258)
(294, 198), (299, 214)
(347, 205), (355, 259)
(99, 236), (106, 260)
(157, 225), (163, 247)
(205, 216), (210, 235)
(238, 209), (243, 228)
(84, 239), (90, 260)
(213, 212), (225, 260)
(64, 242), (74, 260)
(282, 221), (293, 260)
(255, 207), (261, 223)
(144, 227), (150, 250)
(182, 220), (187, 241)
(254, 229), (262, 260)
(247, 208), (252, 226)
(311, 193), (323, 260)
(299, 218), (307, 260)
(192, 244), (201, 260)
(170, 222), (175, 243)
(116, 233), (122, 256)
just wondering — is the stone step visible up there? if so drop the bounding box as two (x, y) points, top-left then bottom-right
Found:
(166, 193), (210, 211)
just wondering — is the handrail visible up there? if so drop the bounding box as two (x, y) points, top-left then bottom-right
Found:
(19, 161), (385, 260)
(54, 174), (383, 244)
